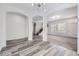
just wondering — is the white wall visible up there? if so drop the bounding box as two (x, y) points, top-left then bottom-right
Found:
(6, 12), (28, 40)
(77, 4), (79, 54)
(0, 5), (6, 50)
(48, 17), (77, 38)
(0, 4), (30, 51)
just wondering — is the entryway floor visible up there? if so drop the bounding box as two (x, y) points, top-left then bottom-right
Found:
(0, 38), (78, 56)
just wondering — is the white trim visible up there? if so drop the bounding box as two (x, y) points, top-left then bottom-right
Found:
(28, 16), (33, 41)
(43, 16), (47, 41)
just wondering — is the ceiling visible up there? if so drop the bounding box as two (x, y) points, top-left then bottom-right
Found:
(3, 3), (77, 22)
(32, 6), (77, 22)
(47, 7), (77, 21)
(5, 3), (77, 16)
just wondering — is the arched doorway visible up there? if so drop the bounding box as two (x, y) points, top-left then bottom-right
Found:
(32, 15), (43, 41)
(6, 12), (29, 47)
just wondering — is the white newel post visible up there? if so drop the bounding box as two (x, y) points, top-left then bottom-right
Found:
(43, 15), (47, 41)
(28, 16), (33, 41)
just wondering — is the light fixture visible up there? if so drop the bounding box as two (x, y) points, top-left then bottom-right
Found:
(32, 3), (34, 6)
(51, 15), (61, 19)
(32, 3), (46, 12)
(32, 3), (45, 8)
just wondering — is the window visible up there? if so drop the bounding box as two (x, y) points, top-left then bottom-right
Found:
(57, 23), (66, 33)
(51, 22), (66, 33)
(51, 24), (57, 32)
(51, 24), (55, 32)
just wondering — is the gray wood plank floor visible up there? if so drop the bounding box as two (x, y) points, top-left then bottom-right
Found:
(48, 35), (77, 51)
(0, 38), (78, 56)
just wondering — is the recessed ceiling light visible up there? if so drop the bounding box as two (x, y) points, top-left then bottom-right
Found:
(51, 15), (61, 19)
(32, 3), (34, 6)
